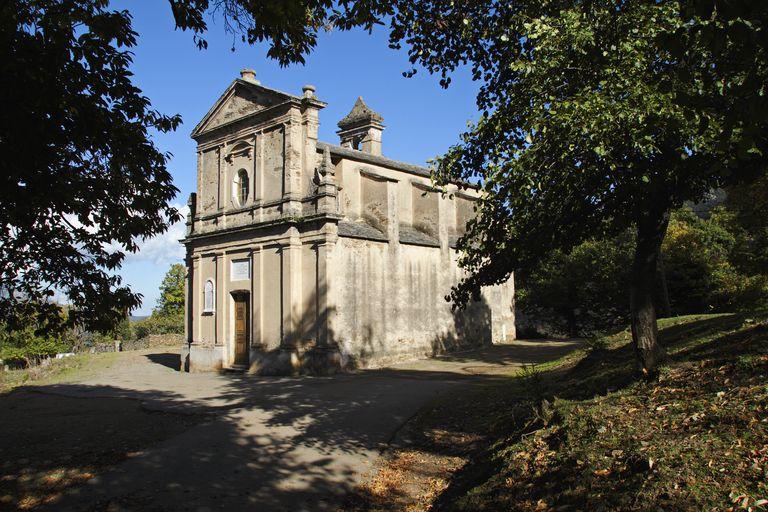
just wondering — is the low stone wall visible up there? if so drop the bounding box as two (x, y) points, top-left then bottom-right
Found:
(85, 333), (185, 354)
(121, 333), (185, 351)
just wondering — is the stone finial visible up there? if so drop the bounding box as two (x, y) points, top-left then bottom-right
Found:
(315, 146), (338, 214)
(302, 84), (316, 99)
(319, 146), (334, 177)
(240, 68), (260, 84)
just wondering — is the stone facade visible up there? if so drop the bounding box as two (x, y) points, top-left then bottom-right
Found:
(181, 70), (515, 374)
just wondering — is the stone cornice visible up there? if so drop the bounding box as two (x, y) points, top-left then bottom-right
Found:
(181, 212), (343, 245)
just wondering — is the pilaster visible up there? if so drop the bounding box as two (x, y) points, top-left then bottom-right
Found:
(280, 231), (303, 348)
(315, 235), (336, 348)
(215, 252), (225, 346)
(217, 145), (224, 211)
(282, 115), (304, 217)
(185, 252), (194, 344)
(386, 180), (399, 247)
(245, 248), (258, 354)
(302, 86), (320, 187)
(438, 193), (450, 252)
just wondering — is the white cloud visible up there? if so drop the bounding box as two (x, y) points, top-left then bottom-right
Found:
(122, 203), (188, 266)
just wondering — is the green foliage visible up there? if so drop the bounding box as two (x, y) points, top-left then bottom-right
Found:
(156, 264), (186, 317)
(0, 0), (181, 334)
(518, 234), (634, 336)
(521, 205), (768, 334)
(133, 313), (183, 340)
(109, 316), (135, 342)
(420, 1), (768, 307)
(664, 207), (768, 313)
(132, 262), (186, 339)
(168, 0), (393, 65)
(724, 175), (768, 275)
(0, 324), (71, 366)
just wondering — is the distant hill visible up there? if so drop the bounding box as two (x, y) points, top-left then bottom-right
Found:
(129, 315), (149, 323)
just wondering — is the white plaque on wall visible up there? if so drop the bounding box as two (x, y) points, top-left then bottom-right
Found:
(230, 259), (250, 281)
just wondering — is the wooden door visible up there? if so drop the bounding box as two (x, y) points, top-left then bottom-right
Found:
(234, 297), (249, 365)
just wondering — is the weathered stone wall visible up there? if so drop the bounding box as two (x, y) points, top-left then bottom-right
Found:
(412, 184), (439, 238)
(328, 237), (514, 369)
(200, 148), (219, 213)
(262, 126), (284, 203)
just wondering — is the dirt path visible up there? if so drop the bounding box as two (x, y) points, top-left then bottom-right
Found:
(0, 340), (580, 511)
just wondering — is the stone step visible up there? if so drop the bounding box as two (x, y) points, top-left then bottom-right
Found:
(223, 364), (247, 375)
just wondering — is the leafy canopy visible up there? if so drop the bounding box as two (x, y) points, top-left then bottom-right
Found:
(4, 0), (765, 337)
(422, 0), (768, 305)
(169, 0), (766, 308)
(0, 0), (181, 332)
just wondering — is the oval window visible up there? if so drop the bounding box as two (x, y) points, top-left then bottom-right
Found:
(234, 169), (249, 207)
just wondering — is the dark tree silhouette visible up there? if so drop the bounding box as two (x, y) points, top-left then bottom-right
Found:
(0, 0), (181, 332)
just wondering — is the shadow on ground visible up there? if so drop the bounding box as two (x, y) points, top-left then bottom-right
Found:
(144, 352), (180, 370)
(0, 339), (580, 512)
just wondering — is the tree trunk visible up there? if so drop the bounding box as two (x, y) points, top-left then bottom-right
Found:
(567, 308), (578, 338)
(655, 249), (672, 318)
(630, 207), (670, 379)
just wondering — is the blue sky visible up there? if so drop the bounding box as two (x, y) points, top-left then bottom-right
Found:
(117, 3), (481, 315)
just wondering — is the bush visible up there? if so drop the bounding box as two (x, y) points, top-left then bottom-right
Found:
(517, 233), (634, 336)
(664, 207), (768, 313)
(110, 316), (135, 342)
(519, 204), (768, 336)
(133, 313), (184, 339)
(0, 325), (71, 367)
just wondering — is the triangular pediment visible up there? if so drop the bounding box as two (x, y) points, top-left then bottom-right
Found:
(191, 80), (295, 138)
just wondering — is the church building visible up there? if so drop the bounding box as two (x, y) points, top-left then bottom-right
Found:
(180, 69), (515, 374)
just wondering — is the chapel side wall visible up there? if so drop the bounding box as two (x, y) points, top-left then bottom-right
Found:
(328, 236), (513, 368)
(327, 154), (514, 368)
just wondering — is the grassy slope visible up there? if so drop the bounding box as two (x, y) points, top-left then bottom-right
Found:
(437, 313), (768, 511)
(0, 351), (118, 393)
(348, 313), (767, 511)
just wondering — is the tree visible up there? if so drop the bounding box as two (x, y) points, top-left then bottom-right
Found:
(415, 1), (768, 377)
(0, 0), (181, 333)
(724, 176), (768, 275)
(6, 0), (765, 377)
(156, 263), (186, 317)
(520, 205), (768, 335)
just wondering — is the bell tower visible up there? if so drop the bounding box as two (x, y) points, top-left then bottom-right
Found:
(337, 97), (385, 156)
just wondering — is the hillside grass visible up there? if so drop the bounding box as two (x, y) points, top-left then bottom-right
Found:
(348, 313), (768, 511)
(0, 351), (118, 394)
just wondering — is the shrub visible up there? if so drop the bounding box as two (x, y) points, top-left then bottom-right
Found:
(0, 325), (71, 367)
(517, 233), (634, 337)
(133, 313), (184, 339)
(664, 207), (768, 313)
(519, 205), (768, 336)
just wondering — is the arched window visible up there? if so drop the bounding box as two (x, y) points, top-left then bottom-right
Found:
(233, 169), (249, 207)
(203, 279), (215, 313)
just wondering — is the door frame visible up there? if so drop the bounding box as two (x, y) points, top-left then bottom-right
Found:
(230, 290), (250, 366)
